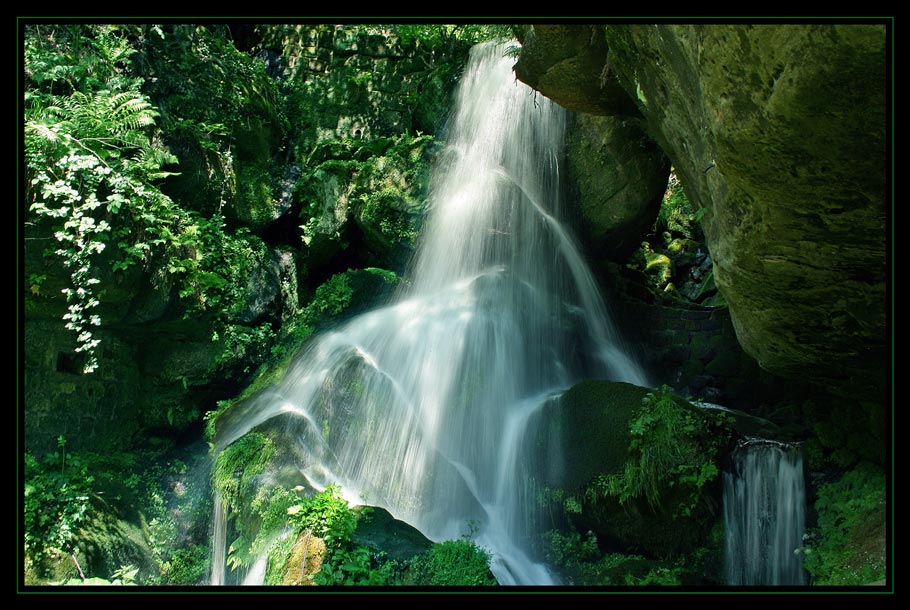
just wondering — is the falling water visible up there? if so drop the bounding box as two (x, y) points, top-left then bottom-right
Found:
(210, 497), (226, 585)
(212, 42), (646, 586)
(724, 439), (807, 585)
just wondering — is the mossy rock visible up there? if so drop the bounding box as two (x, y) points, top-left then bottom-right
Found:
(566, 113), (670, 260)
(60, 497), (158, 584)
(517, 24), (887, 438)
(544, 381), (732, 558)
(275, 529), (326, 586)
(538, 380), (649, 490)
(304, 267), (400, 328)
(351, 506), (433, 562)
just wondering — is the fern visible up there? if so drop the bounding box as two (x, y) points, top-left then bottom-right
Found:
(24, 25), (195, 372)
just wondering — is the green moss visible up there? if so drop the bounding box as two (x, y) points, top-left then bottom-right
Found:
(213, 433), (275, 518)
(231, 161), (275, 231)
(803, 462), (886, 585)
(704, 349), (741, 376)
(555, 380), (651, 489)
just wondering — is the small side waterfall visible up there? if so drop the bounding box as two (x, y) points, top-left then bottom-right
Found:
(210, 495), (227, 585)
(723, 439), (807, 585)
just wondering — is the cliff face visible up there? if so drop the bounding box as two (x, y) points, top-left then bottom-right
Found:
(515, 24), (887, 407)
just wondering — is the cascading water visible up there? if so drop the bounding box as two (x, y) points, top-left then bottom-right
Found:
(212, 41), (646, 586)
(723, 439), (807, 585)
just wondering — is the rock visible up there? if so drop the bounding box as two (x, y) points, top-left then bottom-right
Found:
(352, 506), (433, 562)
(276, 529), (326, 586)
(235, 247), (299, 325)
(24, 321), (143, 453)
(566, 113), (670, 260)
(538, 380), (646, 490)
(604, 24), (888, 406)
(352, 138), (435, 268)
(61, 497), (157, 584)
(540, 380), (732, 558)
(517, 25), (887, 408)
(514, 25), (640, 116)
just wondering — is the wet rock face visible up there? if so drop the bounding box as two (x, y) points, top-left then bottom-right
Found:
(517, 24), (887, 404)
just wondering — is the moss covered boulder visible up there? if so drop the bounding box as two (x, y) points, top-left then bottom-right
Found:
(516, 24), (887, 413)
(513, 25), (639, 117)
(352, 506), (432, 562)
(542, 381), (733, 558)
(567, 113), (670, 260)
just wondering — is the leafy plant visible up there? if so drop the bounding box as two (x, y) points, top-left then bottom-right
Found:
(287, 484), (357, 549)
(585, 385), (732, 517)
(23, 25), (207, 372)
(23, 451), (94, 572)
(802, 462), (886, 585)
(409, 539), (496, 586)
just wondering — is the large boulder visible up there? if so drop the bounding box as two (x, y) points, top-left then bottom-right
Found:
(516, 25), (887, 409)
(567, 113), (670, 260)
(513, 25), (639, 116)
(539, 381), (733, 558)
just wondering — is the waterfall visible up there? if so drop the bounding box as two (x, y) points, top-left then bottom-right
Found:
(724, 439), (807, 585)
(213, 41), (645, 586)
(210, 495), (227, 585)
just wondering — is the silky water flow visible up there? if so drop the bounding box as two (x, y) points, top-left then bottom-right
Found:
(211, 42), (647, 586)
(724, 439), (807, 585)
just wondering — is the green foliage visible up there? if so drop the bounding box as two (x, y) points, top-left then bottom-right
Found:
(409, 539), (496, 586)
(24, 25), (277, 374)
(23, 450), (94, 571)
(296, 133), (435, 259)
(803, 462), (886, 585)
(302, 267), (399, 327)
(287, 484), (357, 549)
(656, 172), (703, 239)
(542, 528), (698, 586)
(58, 563), (139, 586)
(314, 546), (396, 586)
(159, 545), (209, 585)
(803, 400), (884, 468)
(24, 25), (188, 372)
(142, 24), (284, 217)
(585, 385), (732, 518)
(542, 529), (600, 569)
(24, 443), (212, 585)
(628, 171), (716, 304)
(307, 273), (355, 320)
(395, 24), (514, 48)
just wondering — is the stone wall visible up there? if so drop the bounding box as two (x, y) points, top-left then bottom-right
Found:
(603, 264), (777, 410)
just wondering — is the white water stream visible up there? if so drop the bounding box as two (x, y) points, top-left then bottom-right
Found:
(211, 42), (646, 586)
